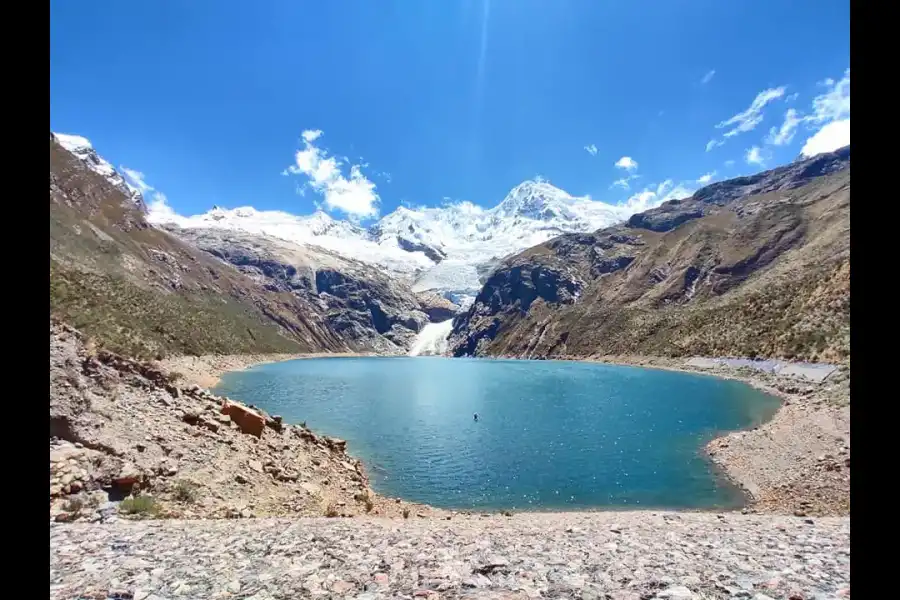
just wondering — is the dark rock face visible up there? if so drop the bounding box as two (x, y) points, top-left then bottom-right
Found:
(450, 148), (851, 363)
(450, 263), (583, 357)
(169, 228), (430, 354)
(395, 237), (447, 263)
(627, 207), (704, 233)
(477, 265), (582, 315)
(626, 146), (851, 234)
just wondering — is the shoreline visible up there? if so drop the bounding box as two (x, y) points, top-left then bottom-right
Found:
(160, 350), (849, 518)
(156, 351), (375, 389)
(557, 354), (850, 516)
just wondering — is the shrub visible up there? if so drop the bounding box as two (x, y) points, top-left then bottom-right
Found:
(119, 495), (161, 516)
(402, 508), (410, 519)
(324, 503), (340, 518)
(172, 480), (198, 503)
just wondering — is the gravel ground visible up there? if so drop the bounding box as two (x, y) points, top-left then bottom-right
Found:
(50, 511), (850, 600)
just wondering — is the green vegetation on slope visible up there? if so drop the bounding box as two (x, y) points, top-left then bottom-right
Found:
(50, 260), (302, 360)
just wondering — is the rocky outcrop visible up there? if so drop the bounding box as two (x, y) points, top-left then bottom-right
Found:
(451, 148), (850, 363)
(626, 146), (850, 233)
(48, 320), (440, 523)
(415, 291), (461, 322)
(168, 227), (431, 354)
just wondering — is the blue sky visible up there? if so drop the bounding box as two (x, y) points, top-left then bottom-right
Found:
(50, 0), (850, 221)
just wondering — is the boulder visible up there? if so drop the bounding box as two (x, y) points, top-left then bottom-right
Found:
(324, 437), (347, 451)
(221, 401), (265, 437)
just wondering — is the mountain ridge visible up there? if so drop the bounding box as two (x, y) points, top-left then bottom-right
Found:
(52, 130), (691, 306)
(449, 147), (850, 363)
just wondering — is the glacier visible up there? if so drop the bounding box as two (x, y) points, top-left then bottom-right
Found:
(145, 179), (657, 301)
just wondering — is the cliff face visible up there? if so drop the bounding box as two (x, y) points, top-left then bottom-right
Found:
(50, 137), (347, 359)
(450, 148), (850, 364)
(167, 227), (438, 354)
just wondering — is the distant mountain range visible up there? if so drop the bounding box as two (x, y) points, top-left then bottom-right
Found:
(49, 131), (850, 363)
(53, 133), (669, 305)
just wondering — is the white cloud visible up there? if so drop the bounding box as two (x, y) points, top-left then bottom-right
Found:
(800, 119), (850, 157)
(766, 108), (802, 146)
(716, 86), (786, 138)
(286, 130), (380, 219)
(809, 69), (849, 124)
(302, 129), (323, 143)
(120, 167), (154, 194)
(146, 192), (178, 222)
(621, 179), (695, 213)
(614, 156), (639, 171)
(705, 139), (724, 152)
(786, 92), (799, 103)
(610, 174), (640, 191)
(696, 171), (716, 185)
(745, 146), (769, 167)
(724, 159), (735, 168)
(584, 144), (598, 156)
(799, 69), (850, 157)
(701, 69), (716, 85)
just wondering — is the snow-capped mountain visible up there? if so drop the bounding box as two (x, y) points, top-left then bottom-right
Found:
(49, 131), (671, 304)
(51, 133), (147, 212)
(150, 178), (645, 304)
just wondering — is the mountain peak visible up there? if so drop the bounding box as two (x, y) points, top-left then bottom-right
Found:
(51, 132), (147, 213)
(494, 179), (574, 221)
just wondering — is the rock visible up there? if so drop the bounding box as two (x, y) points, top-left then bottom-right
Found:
(325, 437), (347, 451)
(114, 463), (143, 488)
(657, 586), (696, 599)
(332, 580), (356, 594)
(198, 418), (219, 433)
(221, 401), (266, 437)
(234, 474), (249, 484)
(462, 574), (491, 588)
(266, 415), (283, 433)
(474, 556), (510, 575)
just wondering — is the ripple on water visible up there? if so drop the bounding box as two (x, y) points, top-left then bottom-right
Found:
(215, 357), (780, 511)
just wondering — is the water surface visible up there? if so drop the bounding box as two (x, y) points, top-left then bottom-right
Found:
(216, 357), (779, 511)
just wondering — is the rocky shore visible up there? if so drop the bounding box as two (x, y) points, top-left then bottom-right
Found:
(581, 355), (850, 517)
(50, 321), (442, 523)
(157, 351), (372, 389)
(49, 321), (851, 598)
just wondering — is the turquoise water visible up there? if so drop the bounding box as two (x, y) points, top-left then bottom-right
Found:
(215, 357), (780, 511)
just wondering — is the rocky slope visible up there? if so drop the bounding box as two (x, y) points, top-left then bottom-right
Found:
(450, 148), (850, 364)
(165, 227), (441, 354)
(49, 320), (440, 523)
(50, 135), (353, 359)
(51, 134), (460, 356)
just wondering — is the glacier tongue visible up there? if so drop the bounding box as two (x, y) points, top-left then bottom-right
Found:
(408, 320), (454, 356)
